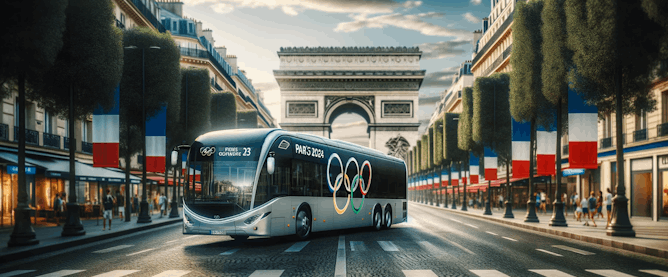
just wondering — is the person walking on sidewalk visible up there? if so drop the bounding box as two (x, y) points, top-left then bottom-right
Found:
(498, 194), (504, 211)
(572, 192), (580, 220)
(53, 193), (62, 226)
(580, 195), (590, 226)
(605, 188), (613, 227)
(587, 191), (598, 227)
(102, 189), (115, 231)
(540, 190), (547, 214)
(159, 193), (167, 218)
(597, 191), (604, 219)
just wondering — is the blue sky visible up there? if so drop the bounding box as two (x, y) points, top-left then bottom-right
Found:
(181, 0), (491, 140)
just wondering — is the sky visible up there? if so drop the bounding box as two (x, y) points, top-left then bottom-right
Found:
(180, 0), (492, 143)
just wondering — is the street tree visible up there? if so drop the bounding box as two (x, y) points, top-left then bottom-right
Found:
(443, 113), (465, 209)
(210, 92), (237, 131)
(179, 68), (211, 144)
(434, 119), (444, 205)
(458, 87), (481, 211)
(416, 140), (423, 203)
(38, 0), (123, 236)
(0, 0), (67, 246)
(564, 0), (664, 236)
(472, 73), (512, 217)
(238, 110), (258, 128)
(427, 126), (435, 205)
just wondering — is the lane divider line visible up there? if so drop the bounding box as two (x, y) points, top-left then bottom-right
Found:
(552, 245), (595, 255)
(502, 237), (517, 242)
(485, 231), (498, 236)
(165, 239), (179, 244)
(464, 223), (479, 229)
(127, 248), (155, 256)
(334, 235), (346, 277)
(91, 270), (140, 277)
(585, 269), (637, 277)
(536, 249), (563, 257)
(93, 245), (134, 254)
(528, 269), (576, 277)
(220, 248), (240, 255)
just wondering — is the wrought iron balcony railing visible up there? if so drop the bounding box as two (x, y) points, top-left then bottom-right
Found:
(179, 47), (208, 59)
(82, 141), (93, 154)
(43, 133), (60, 149)
(115, 19), (125, 30)
(563, 144), (569, 155)
(14, 126), (39, 145)
(600, 137), (612, 149)
(633, 129), (647, 142)
(0, 123), (8, 141)
(64, 137), (71, 150)
(658, 122), (668, 137)
(130, 0), (165, 33)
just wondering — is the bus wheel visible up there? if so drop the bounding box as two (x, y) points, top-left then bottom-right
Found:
(383, 206), (392, 229)
(372, 206), (383, 231)
(295, 207), (311, 240)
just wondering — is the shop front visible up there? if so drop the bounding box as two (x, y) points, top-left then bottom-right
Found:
(659, 155), (668, 219)
(631, 158), (653, 218)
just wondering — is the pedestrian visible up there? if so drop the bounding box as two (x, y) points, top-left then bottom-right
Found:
(535, 192), (540, 211)
(572, 192), (579, 220)
(605, 188), (613, 227)
(117, 190), (125, 220)
(563, 192), (569, 217)
(498, 194), (504, 211)
(159, 193), (167, 218)
(580, 194), (590, 226)
(588, 191), (598, 227)
(540, 190), (547, 214)
(133, 194), (139, 216)
(53, 193), (62, 226)
(597, 191), (604, 219)
(102, 189), (115, 231)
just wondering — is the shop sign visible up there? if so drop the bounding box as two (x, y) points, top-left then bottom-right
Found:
(562, 168), (585, 177)
(7, 165), (36, 175)
(632, 158), (652, 171)
(659, 156), (668, 169)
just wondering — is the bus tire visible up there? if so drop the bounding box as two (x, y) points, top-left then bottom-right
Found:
(372, 205), (383, 231)
(383, 205), (392, 229)
(295, 205), (312, 240)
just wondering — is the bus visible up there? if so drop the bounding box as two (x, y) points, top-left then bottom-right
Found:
(181, 128), (408, 240)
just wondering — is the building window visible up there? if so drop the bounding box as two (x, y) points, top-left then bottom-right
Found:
(173, 21), (177, 31)
(81, 121), (89, 142)
(287, 101), (317, 117)
(120, 13), (125, 26)
(44, 111), (52, 134)
(603, 113), (611, 137)
(662, 91), (668, 123)
(382, 101), (413, 118)
(189, 23), (193, 33)
(636, 110), (647, 130)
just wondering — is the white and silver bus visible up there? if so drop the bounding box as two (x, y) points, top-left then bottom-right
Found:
(182, 128), (407, 240)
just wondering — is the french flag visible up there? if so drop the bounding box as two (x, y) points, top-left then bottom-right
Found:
(428, 173), (433, 189)
(568, 88), (598, 169)
(441, 168), (449, 187)
(512, 119), (531, 178)
(536, 120), (557, 176)
(93, 86), (120, 168)
(434, 172), (440, 188)
(451, 163), (459, 187)
(484, 147), (498, 180)
(145, 104), (167, 173)
(470, 152), (480, 184)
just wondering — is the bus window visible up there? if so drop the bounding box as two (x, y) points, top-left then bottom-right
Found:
(291, 159), (324, 197)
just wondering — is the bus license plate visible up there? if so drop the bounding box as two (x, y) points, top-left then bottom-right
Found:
(211, 230), (226, 235)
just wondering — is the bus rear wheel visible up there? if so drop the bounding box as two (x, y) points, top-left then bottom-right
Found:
(372, 207), (383, 231)
(295, 207), (311, 240)
(383, 206), (392, 229)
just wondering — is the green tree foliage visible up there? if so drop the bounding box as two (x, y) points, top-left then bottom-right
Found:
(458, 87), (481, 154)
(120, 27), (181, 156)
(420, 135), (428, 171)
(443, 113), (465, 162)
(472, 73), (512, 165)
(238, 110), (258, 128)
(416, 141), (422, 172)
(38, 0), (123, 118)
(565, 0), (662, 116)
(428, 127), (434, 169)
(540, 0), (570, 128)
(210, 92), (237, 131)
(642, 0), (668, 78)
(434, 119), (444, 167)
(180, 68), (211, 144)
(0, 0), (67, 97)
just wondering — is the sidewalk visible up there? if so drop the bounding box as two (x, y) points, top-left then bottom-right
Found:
(412, 201), (668, 259)
(0, 209), (182, 263)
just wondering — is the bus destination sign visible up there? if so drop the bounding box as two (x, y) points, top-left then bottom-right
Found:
(218, 147), (253, 157)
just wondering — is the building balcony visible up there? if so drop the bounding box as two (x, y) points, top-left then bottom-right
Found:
(634, 129), (648, 142)
(43, 133), (61, 149)
(64, 137), (72, 150)
(115, 19), (125, 30)
(0, 123), (8, 141)
(14, 126), (39, 145)
(600, 137), (612, 149)
(130, 0), (165, 33)
(481, 44), (513, 77)
(82, 141), (93, 154)
(658, 122), (668, 137)
(179, 47), (208, 59)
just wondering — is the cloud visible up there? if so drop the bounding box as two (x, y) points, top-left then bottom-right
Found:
(185, 0), (423, 16)
(418, 95), (443, 105)
(211, 2), (234, 13)
(463, 12), (480, 23)
(335, 12), (472, 41)
(421, 66), (459, 88)
(470, 0), (482, 5)
(417, 41), (470, 60)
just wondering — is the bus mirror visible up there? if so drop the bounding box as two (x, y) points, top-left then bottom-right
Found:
(267, 153), (275, 175)
(171, 150), (179, 166)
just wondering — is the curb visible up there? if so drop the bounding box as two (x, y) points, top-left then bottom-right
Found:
(1, 218), (182, 263)
(412, 201), (668, 260)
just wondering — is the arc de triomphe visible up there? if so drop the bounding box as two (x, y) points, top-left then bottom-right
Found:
(274, 46), (424, 161)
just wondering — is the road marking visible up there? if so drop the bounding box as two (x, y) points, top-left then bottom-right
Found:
(402, 270), (438, 277)
(640, 270), (668, 276)
(92, 270), (140, 277)
(0, 270), (37, 277)
(127, 248), (156, 256)
(350, 241), (367, 252)
(35, 270), (86, 277)
(166, 239), (179, 243)
(284, 241), (310, 253)
(93, 245), (134, 253)
(220, 248), (240, 255)
(442, 237), (475, 255)
(182, 236), (198, 240)
(501, 237), (517, 242)
(464, 223), (479, 229)
(485, 231), (498, 236)
(151, 270), (191, 277)
(529, 269), (576, 277)
(334, 235), (346, 277)
(248, 270), (284, 277)
(470, 270), (510, 277)
(449, 218), (462, 223)
(586, 270), (637, 277)
(536, 249), (563, 257)
(377, 241), (399, 252)
(552, 245), (595, 255)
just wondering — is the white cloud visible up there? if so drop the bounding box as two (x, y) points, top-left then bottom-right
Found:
(212, 2), (234, 14)
(463, 12), (480, 23)
(417, 41), (470, 60)
(470, 0), (482, 5)
(335, 12), (472, 41)
(184, 0), (422, 16)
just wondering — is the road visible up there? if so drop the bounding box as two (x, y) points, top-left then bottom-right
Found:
(1, 203), (668, 277)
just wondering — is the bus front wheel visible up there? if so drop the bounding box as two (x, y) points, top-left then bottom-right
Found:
(383, 206), (392, 229)
(295, 206), (312, 240)
(372, 206), (383, 231)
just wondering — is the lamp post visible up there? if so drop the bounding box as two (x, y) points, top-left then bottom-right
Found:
(169, 147), (180, 218)
(125, 45), (160, 223)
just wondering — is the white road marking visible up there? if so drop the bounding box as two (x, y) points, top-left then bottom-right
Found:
(442, 237), (475, 255)
(501, 237), (517, 242)
(586, 270), (637, 277)
(35, 270), (86, 277)
(529, 269), (576, 277)
(248, 270), (284, 277)
(284, 241), (310, 253)
(377, 241), (399, 252)
(485, 231), (498, 236)
(552, 245), (595, 255)
(220, 248), (240, 255)
(449, 218), (462, 223)
(0, 270), (36, 277)
(402, 270), (438, 277)
(350, 241), (367, 252)
(165, 239), (179, 243)
(536, 249), (563, 257)
(151, 270), (191, 277)
(470, 270), (510, 277)
(92, 270), (140, 277)
(93, 245), (133, 253)
(417, 241), (451, 257)
(127, 248), (156, 256)
(464, 223), (479, 229)
(334, 235), (346, 277)
(640, 270), (668, 277)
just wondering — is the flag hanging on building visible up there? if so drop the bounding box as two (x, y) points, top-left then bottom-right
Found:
(484, 147), (498, 180)
(93, 86), (120, 168)
(470, 152), (480, 184)
(145, 104), (167, 173)
(568, 88), (598, 169)
(512, 119), (531, 178)
(537, 118), (557, 176)
(451, 163), (459, 186)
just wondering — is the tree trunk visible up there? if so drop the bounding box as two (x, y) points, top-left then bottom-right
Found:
(125, 120), (131, 222)
(525, 118), (538, 222)
(62, 83), (85, 236)
(549, 96), (567, 226)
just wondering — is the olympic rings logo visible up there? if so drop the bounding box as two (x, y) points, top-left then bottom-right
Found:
(200, 147), (216, 157)
(327, 153), (372, 215)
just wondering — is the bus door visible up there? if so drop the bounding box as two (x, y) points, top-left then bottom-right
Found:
(290, 137), (328, 232)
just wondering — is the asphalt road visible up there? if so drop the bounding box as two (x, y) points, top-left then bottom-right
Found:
(1, 202), (668, 277)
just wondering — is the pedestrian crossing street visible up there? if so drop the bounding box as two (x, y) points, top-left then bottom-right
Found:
(1, 268), (667, 277)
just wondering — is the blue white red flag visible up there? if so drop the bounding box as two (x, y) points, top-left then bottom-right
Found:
(434, 172), (440, 188)
(512, 119), (531, 178)
(145, 104), (167, 173)
(470, 152), (480, 184)
(93, 86), (120, 168)
(568, 88), (598, 169)
(441, 168), (449, 187)
(536, 118), (557, 176)
(484, 147), (498, 180)
(451, 163), (459, 187)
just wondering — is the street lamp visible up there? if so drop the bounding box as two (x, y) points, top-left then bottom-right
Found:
(125, 45), (161, 223)
(169, 147), (180, 218)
